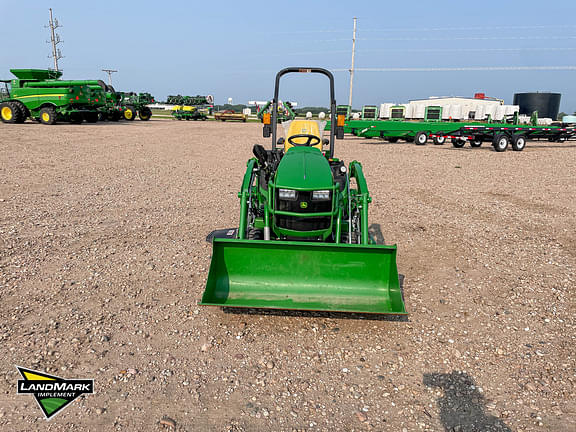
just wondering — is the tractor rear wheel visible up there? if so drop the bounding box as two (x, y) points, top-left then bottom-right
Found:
(415, 131), (428, 145)
(39, 107), (57, 125)
(1, 101), (24, 123)
(139, 107), (152, 121)
(123, 106), (136, 121)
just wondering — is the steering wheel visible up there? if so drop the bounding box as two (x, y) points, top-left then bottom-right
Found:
(287, 134), (321, 147)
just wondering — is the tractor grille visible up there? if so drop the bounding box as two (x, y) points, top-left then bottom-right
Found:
(276, 190), (331, 232)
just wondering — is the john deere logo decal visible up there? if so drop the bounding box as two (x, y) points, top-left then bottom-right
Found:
(16, 366), (94, 420)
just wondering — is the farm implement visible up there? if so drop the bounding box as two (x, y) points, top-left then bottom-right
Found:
(170, 95), (213, 121)
(257, 100), (296, 123)
(200, 68), (406, 315)
(330, 117), (576, 152)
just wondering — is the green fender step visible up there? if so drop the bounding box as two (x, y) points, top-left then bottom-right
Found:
(200, 238), (406, 314)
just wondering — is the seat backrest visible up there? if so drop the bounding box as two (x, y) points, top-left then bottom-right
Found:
(283, 119), (323, 152)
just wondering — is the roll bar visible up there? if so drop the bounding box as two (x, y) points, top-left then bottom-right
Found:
(270, 67), (339, 158)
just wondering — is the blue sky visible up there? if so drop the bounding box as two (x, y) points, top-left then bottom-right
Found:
(1, 1), (575, 111)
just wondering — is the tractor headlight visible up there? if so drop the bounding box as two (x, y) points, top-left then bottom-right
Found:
(278, 189), (297, 200)
(311, 190), (331, 200)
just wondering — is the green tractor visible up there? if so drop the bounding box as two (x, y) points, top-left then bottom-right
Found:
(0, 69), (102, 124)
(200, 67), (406, 315)
(118, 92), (154, 121)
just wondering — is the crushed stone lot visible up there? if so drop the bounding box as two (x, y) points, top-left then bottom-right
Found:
(0, 119), (575, 431)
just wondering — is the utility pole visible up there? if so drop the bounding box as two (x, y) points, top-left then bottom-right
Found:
(46, 8), (63, 71)
(348, 17), (357, 108)
(102, 69), (118, 86)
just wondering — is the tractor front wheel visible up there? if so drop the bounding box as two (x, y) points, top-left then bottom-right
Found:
(0, 101), (24, 123)
(139, 107), (152, 121)
(124, 106), (136, 121)
(39, 107), (57, 125)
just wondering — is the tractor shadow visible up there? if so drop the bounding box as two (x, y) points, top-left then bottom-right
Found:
(423, 371), (511, 432)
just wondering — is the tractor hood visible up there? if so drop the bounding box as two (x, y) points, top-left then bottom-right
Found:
(274, 147), (333, 189)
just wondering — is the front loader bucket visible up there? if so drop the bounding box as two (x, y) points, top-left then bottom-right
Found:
(200, 239), (406, 314)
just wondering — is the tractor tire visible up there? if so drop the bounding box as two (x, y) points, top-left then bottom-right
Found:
(13, 101), (29, 122)
(123, 106), (136, 121)
(415, 131), (428, 145)
(85, 112), (99, 123)
(511, 134), (527, 151)
(39, 106), (57, 125)
(0, 101), (24, 123)
(139, 107), (152, 121)
(247, 228), (263, 240)
(451, 138), (466, 148)
(493, 134), (510, 152)
(470, 137), (483, 147)
(433, 134), (446, 145)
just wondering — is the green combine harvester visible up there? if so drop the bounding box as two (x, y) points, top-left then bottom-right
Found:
(1, 69), (102, 124)
(201, 67), (406, 314)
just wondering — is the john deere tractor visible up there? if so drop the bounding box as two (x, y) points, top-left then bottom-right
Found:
(201, 68), (406, 314)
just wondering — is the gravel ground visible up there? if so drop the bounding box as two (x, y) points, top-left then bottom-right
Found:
(0, 119), (575, 431)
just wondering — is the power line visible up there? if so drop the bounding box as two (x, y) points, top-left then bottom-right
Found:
(356, 47), (576, 54)
(331, 66), (576, 72)
(266, 24), (576, 35)
(256, 47), (576, 58)
(357, 35), (576, 42)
